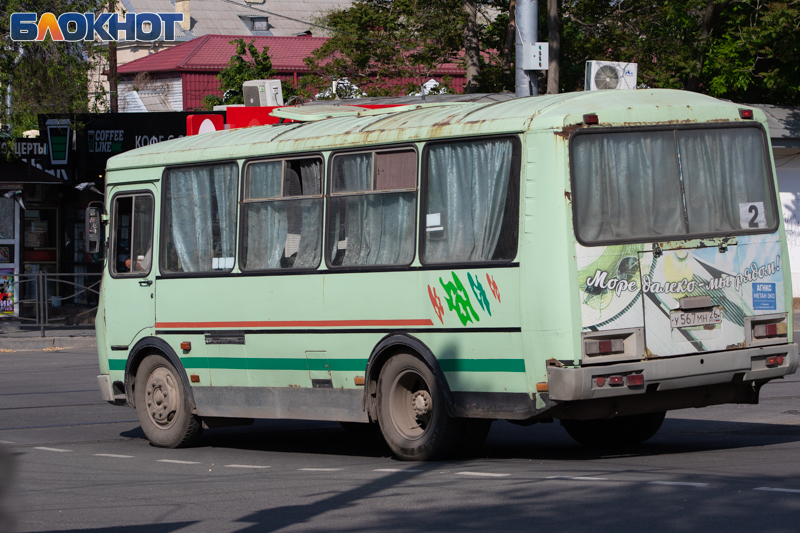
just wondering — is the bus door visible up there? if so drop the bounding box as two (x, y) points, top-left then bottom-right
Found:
(638, 245), (745, 357)
(105, 187), (157, 348)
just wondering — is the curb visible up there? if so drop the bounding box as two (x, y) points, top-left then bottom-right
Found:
(0, 336), (97, 352)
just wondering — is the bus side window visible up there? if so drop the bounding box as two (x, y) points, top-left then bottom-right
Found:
(111, 194), (154, 276)
(327, 149), (417, 267)
(162, 163), (238, 274)
(421, 137), (520, 264)
(240, 157), (323, 270)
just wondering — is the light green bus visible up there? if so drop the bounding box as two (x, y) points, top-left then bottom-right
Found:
(94, 89), (799, 460)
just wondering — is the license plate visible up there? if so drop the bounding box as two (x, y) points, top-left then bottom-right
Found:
(670, 308), (722, 328)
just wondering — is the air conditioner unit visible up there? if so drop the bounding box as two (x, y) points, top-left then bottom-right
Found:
(584, 61), (637, 91)
(242, 80), (284, 106)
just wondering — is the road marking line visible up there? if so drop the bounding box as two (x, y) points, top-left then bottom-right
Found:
(649, 481), (708, 487)
(34, 447), (72, 452)
(157, 459), (200, 464)
(546, 476), (608, 481)
(225, 465), (270, 469)
(754, 487), (800, 494)
(94, 454), (134, 458)
(0, 440), (13, 444)
(373, 468), (423, 473)
(456, 471), (510, 478)
(299, 468), (342, 472)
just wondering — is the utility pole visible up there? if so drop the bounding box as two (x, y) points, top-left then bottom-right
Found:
(515, 0), (538, 97)
(108, 0), (118, 112)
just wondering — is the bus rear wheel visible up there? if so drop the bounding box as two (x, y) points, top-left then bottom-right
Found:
(561, 411), (666, 448)
(376, 353), (461, 461)
(134, 354), (202, 448)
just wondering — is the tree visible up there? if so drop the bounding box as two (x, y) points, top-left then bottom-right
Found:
(303, 0), (471, 98)
(202, 39), (296, 109)
(0, 0), (108, 136)
(557, 0), (800, 104)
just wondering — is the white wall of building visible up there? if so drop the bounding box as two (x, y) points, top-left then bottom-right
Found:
(776, 147), (800, 297)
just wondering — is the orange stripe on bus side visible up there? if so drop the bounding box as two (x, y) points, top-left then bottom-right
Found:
(155, 319), (435, 328)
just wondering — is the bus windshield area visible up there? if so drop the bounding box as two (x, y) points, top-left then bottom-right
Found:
(571, 126), (777, 244)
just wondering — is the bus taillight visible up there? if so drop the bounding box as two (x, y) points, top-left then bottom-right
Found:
(765, 355), (784, 367)
(585, 339), (624, 355)
(753, 323), (787, 339)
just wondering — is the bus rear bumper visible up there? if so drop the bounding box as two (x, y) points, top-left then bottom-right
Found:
(547, 343), (799, 402)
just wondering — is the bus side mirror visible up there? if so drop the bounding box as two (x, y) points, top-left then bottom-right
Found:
(86, 207), (101, 254)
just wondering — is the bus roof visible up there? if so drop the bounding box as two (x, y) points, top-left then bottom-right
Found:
(106, 89), (762, 175)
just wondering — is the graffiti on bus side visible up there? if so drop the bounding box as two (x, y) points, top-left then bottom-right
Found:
(427, 272), (501, 326)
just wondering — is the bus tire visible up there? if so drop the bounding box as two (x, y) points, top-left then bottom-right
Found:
(376, 353), (461, 461)
(561, 411), (666, 448)
(134, 354), (203, 448)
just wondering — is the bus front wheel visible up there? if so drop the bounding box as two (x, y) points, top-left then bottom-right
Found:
(134, 354), (203, 448)
(376, 353), (461, 461)
(561, 411), (666, 448)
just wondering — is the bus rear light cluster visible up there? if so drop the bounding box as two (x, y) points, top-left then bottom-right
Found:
(753, 323), (787, 339)
(739, 108), (754, 119)
(594, 373), (644, 388)
(585, 339), (624, 356)
(626, 374), (644, 387)
(765, 355), (784, 367)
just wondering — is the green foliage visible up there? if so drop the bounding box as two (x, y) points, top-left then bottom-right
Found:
(558, 0), (800, 104)
(704, 1), (800, 103)
(303, 0), (468, 98)
(202, 38), (297, 109)
(0, 0), (108, 136)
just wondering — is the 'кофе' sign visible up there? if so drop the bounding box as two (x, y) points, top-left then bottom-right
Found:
(38, 111), (225, 172)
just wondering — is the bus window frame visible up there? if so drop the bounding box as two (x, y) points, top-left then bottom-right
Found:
(109, 189), (156, 280)
(569, 122), (780, 247)
(324, 144), (420, 272)
(158, 159), (240, 278)
(418, 134), (522, 269)
(238, 152), (326, 273)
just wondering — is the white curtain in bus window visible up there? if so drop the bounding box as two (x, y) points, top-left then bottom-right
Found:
(327, 150), (416, 267)
(678, 128), (774, 233)
(423, 139), (514, 263)
(572, 131), (684, 242)
(163, 163), (238, 273)
(241, 158), (323, 270)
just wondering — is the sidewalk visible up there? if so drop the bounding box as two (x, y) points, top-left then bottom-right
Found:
(0, 323), (97, 351)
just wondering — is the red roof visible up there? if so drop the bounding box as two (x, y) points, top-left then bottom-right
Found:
(117, 34), (467, 76)
(118, 35), (329, 74)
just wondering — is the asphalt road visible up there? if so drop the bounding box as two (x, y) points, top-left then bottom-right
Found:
(1, 347), (800, 533)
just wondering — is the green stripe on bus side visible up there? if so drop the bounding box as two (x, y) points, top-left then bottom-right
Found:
(438, 359), (526, 372)
(108, 357), (525, 373)
(175, 357), (525, 373)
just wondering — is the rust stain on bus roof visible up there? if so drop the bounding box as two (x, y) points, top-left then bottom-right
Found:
(555, 123), (583, 140)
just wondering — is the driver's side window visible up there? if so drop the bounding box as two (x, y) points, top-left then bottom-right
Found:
(111, 194), (154, 276)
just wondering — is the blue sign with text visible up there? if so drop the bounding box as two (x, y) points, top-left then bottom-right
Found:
(753, 282), (776, 311)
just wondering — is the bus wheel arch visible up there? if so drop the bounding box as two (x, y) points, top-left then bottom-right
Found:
(125, 336), (196, 413)
(364, 334), (455, 422)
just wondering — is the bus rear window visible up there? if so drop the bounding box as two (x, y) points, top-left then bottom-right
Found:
(572, 126), (775, 244)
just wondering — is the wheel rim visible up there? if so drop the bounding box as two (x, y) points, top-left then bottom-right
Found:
(389, 368), (433, 440)
(144, 366), (180, 430)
